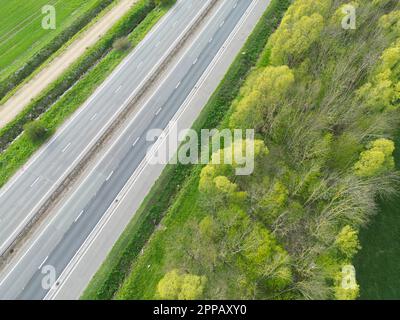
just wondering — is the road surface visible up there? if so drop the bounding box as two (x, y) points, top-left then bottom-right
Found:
(0, 0), (254, 299)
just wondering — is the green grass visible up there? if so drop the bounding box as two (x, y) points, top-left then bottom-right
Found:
(355, 134), (400, 300)
(0, 0), (101, 82)
(82, 0), (291, 300)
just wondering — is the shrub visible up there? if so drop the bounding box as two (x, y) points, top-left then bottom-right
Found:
(24, 121), (48, 142)
(113, 37), (131, 51)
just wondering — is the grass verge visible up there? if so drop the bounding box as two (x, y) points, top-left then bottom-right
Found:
(81, 0), (291, 300)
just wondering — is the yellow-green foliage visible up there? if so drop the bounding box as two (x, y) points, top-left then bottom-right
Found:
(199, 139), (269, 192)
(230, 66), (294, 131)
(334, 265), (360, 300)
(354, 138), (395, 177)
(335, 226), (361, 259)
(157, 269), (207, 300)
(379, 10), (400, 35)
(242, 225), (292, 291)
(267, 0), (331, 65)
(357, 39), (400, 111)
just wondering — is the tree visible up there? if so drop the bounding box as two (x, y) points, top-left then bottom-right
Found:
(241, 225), (292, 293)
(157, 269), (182, 299)
(379, 10), (400, 36)
(157, 269), (206, 300)
(268, 13), (325, 66)
(179, 274), (207, 300)
(334, 226), (361, 259)
(230, 66), (294, 131)
(199, 139), (269, 194)
(257, 181), (289, 225)
(334, 265), (360, 300)
(357, 40), (400, 111)
(214, 176), (238, 194)
(354, 138), (395, 177)
(24, 120), (48, 142)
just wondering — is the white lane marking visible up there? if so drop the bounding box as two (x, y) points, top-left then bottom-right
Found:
(61, 143), (71, 153)
(0, 0), (212, 257)
(90, 114), (97, 121)
(155, 107), (162, 116)
(193, 57), (198, 65)
(175, 81), (181, 89)
(105, 171), (114, 182)
(30, 177), (40, 188)
(132, 137), (139, 147)
(220, 20), (225, 27)
(234, 2), (237, 9)
(115, 85), (122, 93)
(209, 37), (213, 43)
(38, 256), (48, 270)
(74, 210), (84, 223)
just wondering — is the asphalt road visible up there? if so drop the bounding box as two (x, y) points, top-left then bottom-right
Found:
(0, 0), (253, 300)
(0, 0), (210, 257)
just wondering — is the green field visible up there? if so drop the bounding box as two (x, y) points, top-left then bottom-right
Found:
(0, 0), (100, 82)
(82, 0), (292, 300)
(355, 135), (400, 300)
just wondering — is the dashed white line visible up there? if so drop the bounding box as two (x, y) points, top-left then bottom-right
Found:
(209, 37), (213, 43)
(115, 85), (122, 93)
(90, 114), (97, 121)
(220, 20), (225, 27)
(155, 107), (162, 116)
(175, 81), (181, 89)
(132, 137), (140, 147)
(74, 210), (84, 223)
(38, 256), (48, 270)
(193, 57), (198, 65)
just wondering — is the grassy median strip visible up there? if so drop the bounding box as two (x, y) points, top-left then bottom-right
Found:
(0, 0), (115, 101)
(81, 0), (291, 300)
(0, 0), (175, 188)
